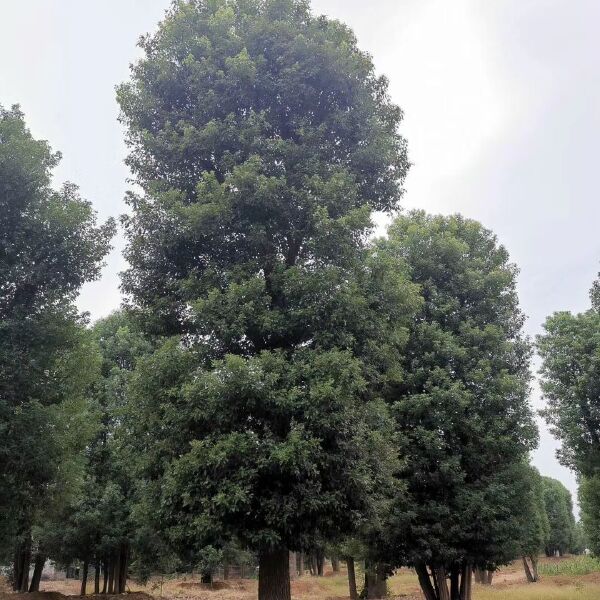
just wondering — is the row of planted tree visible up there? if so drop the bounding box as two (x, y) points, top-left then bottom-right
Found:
(0, 2), (597, 600)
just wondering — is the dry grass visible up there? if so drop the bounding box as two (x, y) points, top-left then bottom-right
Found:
(2, 556), (599, 600)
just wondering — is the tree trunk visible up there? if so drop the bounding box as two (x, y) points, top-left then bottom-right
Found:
(113, 549), (121, 594)
(460, 563), (472, 600)
(289, 552), (297, 581)
(223, 563), (230, 580)
(316, 551), (324, 577)
(432, 567), (450, 600)
(107, 558), (115, 594)
(29, 553), (45, 592)
(118, 543), (128, 593)
(346, 558), (358, 600)
(522, 557), (534, 583)
(364, 562), (387, 599)
(331, 557), (340, 573)
(450, 565), (459, 600)
(81, 559), (89, 596)
(102, 560), (108, 594)
(95, 559), (101, 594)
(415, 563), (438, 600)
(258, 548), (291, 600)
(297, 553), (304, 577)
(201, 573), (213, 585)
(531, 556), (539, 582)
(18, 538), (31, 592)
(486, 570), (493, 585)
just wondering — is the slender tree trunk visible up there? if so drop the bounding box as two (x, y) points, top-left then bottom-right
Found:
(81, 558), (89, 596)
(486, 570), (493, 585)
(107, 557), (115, 594)
(223, 563), (230, 580)
(331, 557), (340, 573)
(29, 553), (45, 592)
(415, 563), (438, 600)
(297, 553), (304, 577)
(522, 557), (534, 583)
(95, 559), (101, 594)
(113, 549), (121, 594)
(102, 560), (108, 594)
(18, 538), (31, 592)
(346, 558), (358, 600)
(118, 543), (128, 593)
(258, 548), (291, 600)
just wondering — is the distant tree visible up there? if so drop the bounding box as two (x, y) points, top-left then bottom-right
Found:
(516, 466), (549, 582)
(116, 1), (413, 599)
(538, 290), (600, 477)
(0, 105), (114, 591)
(377, 211), (537, 600)
(579, 475), (600, 555)
(541, 477), (576, 557)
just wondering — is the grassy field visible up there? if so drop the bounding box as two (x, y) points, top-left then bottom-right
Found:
(5, 556), (598, 600)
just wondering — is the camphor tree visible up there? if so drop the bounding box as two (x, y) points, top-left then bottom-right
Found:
(378, 211), (537, 600)
(541, 477), (576, 557)
(538, 278), (600, 553)
(0, 105), (114, 591)
(117, 1), (413, 599)
(515, 465), (549, 582)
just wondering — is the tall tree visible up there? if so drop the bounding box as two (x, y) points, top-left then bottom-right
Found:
(378, 211), (537, 600)
(117, 2), (412, 599)
(0, 105), (114, 590)
(539, 283), (600, 476)
(541, 476), (576, 557)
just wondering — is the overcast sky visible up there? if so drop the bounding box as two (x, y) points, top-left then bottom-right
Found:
(2, 0), (599, 510)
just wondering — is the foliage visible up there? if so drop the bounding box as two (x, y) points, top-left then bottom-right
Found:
(539, 296), (600, 477)
(376, 211), (537, 598)
(117, 3), (414, 595)
(0, 105), (114, 587)
(542, 477), (576, 557)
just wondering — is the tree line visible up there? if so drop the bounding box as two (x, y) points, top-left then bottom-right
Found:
(0, 2), (585, 600)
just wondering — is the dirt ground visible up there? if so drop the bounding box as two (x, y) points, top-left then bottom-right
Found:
(2, 557), (600, 600)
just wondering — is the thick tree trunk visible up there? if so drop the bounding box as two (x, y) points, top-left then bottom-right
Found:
(415, 563), (438, 600)
(18, 538), (31, 592)
(29, 553), (45, 592)
(316, 551), (324, 577)
(289, 552), (297, 581)
(364, 562), (387, 599)
(486, 570), (493, 585)
(95, 559), (101, 594)
(113, 549), (121, 593)
(331, 557), (340, 573)
(450, 565), (459, 600)
(531, 556), (539, 582)
(432, 567), (450, 600)
(118, 543), (128, 593)
(81, 559), (89, 596)
(460, 563), (472, 600)
(346, 558), (358, 600)
(258, 548), (291, 600)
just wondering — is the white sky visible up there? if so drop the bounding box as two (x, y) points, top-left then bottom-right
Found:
(3, 0), (599, 512)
